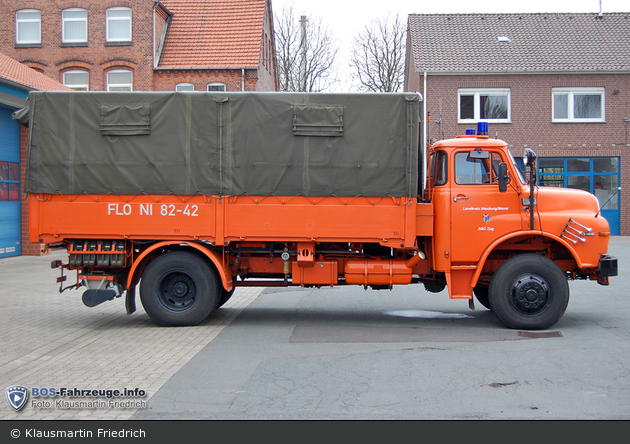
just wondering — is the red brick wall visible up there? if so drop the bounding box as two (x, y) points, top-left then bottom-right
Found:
(1, 1), (156, 91)
(152, 69), (259, 92)
(256, 0), (278, 92)
(412, 72), (630, 235)
(19, 126), (48, 256)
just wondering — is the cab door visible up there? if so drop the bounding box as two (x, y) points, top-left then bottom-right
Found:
(449, 149), (523, 263)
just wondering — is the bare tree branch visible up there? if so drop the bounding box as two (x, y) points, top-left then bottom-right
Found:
(350, 14), (406, 92)
(274, 5), (338, 92)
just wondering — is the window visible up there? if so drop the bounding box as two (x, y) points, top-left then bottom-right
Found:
(176, 83), (195, 92)
(552, 88), (605, 122)
(63, 70), (89, 91)
(62, 8), (87, 43)
(0, 162), (20, 202)
(106, 7), (131, 42)
(454, 151), (503, 185)
(207, 83), (226, 92)
(16, 9), (41, 44)
(458, 88), (510, 123)
(431, 151), (448, 186)
(107, 69), (132, 91)
(539, 157), (619, 210)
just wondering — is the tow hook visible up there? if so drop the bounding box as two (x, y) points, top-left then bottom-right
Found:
(51, 260), (82, 293)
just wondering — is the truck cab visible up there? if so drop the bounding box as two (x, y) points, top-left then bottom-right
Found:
(425, 123), (617, 328)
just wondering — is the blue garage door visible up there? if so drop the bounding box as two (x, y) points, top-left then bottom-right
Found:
(538, 157), (620, 236)
(0, 106), (21, 258)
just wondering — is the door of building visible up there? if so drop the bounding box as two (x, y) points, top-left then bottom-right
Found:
(0, 106), (21, 258)
(538, 157), (620, 235)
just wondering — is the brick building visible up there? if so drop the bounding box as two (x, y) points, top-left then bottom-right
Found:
(0, 0), (278, 92)
(405, 12), (630, 235)
(0, 0), (278, 257)
(0, 52), (71, 258)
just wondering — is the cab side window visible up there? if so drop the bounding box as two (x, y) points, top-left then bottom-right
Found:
(431, 151), (448, 186)
(455, 152), (503, 185)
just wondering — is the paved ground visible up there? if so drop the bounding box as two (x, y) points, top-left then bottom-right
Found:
(0, 250), (262, 420)
(1, 238), (629, 420)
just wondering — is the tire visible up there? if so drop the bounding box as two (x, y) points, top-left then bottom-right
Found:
(473, 284), (491, 310)
(489, 254), (569, 330)
(423, 281), (446, 293)
(217, 287), (235, 308)
(140, 252), (220, 326)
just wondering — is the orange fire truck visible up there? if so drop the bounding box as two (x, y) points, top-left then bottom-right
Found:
(18, 91), (617, 330)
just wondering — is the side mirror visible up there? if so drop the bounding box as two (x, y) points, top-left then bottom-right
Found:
(498, 162), (508, 193)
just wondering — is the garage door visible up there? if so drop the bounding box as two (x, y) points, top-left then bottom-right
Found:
(0, 106), (21, 258)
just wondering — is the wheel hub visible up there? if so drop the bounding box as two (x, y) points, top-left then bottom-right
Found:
(511, 274), (549, 314)
(159, 272), (197, 311)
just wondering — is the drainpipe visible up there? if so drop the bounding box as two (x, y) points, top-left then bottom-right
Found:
(242, 68), (245, 91)
(423, 71), (428, 190)
(152, 1), (157, 68)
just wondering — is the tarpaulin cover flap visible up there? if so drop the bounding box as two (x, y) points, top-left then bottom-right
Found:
(12, 107), (29, 127)
(25, 91), (420, 197)
(100, 104), (151, 135)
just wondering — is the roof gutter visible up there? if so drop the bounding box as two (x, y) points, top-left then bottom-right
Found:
(416, 68), (629, 75)
(0, 78), (34, 94)
(154, 66), (258, 71)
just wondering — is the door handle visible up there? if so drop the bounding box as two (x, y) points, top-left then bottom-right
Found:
(453, 195), (469, 202)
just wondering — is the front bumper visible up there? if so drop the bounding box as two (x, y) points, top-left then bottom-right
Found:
(599, 255), (618, 278)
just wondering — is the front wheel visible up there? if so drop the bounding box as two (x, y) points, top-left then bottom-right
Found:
(489, 254), (569, 330)
(140, 252), (220, 326)
(473, 284), (491, 310)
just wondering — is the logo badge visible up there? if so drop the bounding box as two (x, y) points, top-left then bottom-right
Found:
(482, 214), (490, 223)
(6, 386), (28, 411)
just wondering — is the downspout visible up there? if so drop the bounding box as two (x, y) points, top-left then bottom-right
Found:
(153, 0), (158, 69)
(423, 71), (428, 190)
(242, 68), (245, 91)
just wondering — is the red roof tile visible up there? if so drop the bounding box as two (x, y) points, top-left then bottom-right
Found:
(0, 52), (71, 91)
(159, 0), (267, 68)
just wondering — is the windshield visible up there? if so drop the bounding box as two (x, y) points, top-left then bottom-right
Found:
(508, 148), (527, 185)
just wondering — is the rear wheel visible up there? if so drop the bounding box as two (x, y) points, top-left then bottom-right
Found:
(489, 254), (569, 330)
(217, 287), (235, 308)
(140, 252), (220, 326)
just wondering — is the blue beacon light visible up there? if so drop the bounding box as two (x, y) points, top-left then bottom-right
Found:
(477, 121), (489, 136)
(465, 128), (476, 135)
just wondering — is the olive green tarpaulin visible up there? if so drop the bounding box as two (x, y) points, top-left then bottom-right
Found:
(20, 91), (421, 197)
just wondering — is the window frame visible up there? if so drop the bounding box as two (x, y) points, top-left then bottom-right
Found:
(0, 161), (20, 202)
(63, 70), (90, 91)
(106, 69), (133, 91)
(552, 87), (605, 123)
(457, 88), (511, 124)
(207, 83), (226, 92)
(176, 83), (195, 92)
(16, 9), (41, 44)
(454, 151), (504, 186)
(106, 7), (132, 42)
(62, 8), (88, 43)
